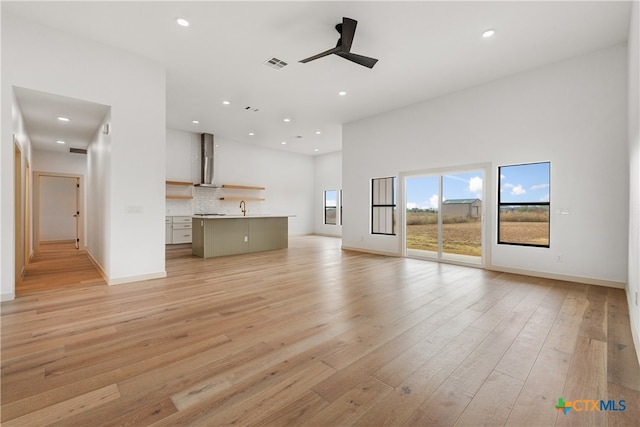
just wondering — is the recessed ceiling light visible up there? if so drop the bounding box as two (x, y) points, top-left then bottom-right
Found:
(176, 18), (190, 27)
(248, 132), (255, 136)
(222, 100), (230, 105)
(283, 118), (291, 122)
(314, 148), (319, 152)
(281, 141), (287, 145)
(192, 120), (199, 124)
(56, 140), (65, 144)
(315, 131), (321, 135)
(482, 29), (495, 38)
(57, 116), (70, 122)
(338, 91), (347, 96)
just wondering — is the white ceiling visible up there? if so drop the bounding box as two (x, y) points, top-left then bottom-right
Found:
(13, 87), (110, 154)
(4, 1), (632, 156)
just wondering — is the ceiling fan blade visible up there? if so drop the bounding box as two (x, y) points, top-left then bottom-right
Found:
(336, 51), (378, 69)
(340, 17), (357, 52)
(299, 46), (341, 63)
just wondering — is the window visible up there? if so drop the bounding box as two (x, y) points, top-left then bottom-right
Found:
(372, 177), (396, 235)
(339, 190), (343, 225)
(498, 162), (550, 247)
(324, 190), (338, 225)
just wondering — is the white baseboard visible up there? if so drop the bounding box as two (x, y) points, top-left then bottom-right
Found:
(86, 251), (108, 284)
(314, 233), (342, 238)
(86, 250), (167, 285)
(340, 245), (401, 258)
(488, 265), (625, 289)
(631, 313), (640, 368)
(1, 292), (16, 302)
(108, 271), (167, 286)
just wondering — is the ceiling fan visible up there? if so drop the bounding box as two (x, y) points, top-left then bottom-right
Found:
(299, 17), (378, 69)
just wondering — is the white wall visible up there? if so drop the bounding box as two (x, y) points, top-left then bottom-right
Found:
(2, 13), (166, 293)
(216, 136), (315, 235)
(165, 128), (315, 236)
(2, 90), (33, 300)
(87, 110), (111, 275)
(627, 1), (640, 363)
(314, 151), (342, 236)
(166, 128), (200, 184)
(343, 44), (628, 287)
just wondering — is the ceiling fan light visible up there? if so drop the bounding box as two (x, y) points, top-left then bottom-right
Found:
(176, 18), (190, 27)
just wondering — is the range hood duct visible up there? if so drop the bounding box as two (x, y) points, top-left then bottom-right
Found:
(197, 133), (216, 187)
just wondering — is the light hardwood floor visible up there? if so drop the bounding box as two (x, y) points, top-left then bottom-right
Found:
(2, 236), (639, 426)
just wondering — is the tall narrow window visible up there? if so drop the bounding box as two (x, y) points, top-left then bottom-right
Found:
(324, 190), (337, 225)
(339, 190), (343, 225)
(372, 177), (396, 235)
(498, 162), (550, 247)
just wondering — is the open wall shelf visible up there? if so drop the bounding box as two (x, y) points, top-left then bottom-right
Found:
(166, 181), (194, 199)
(221, 184), (265, 190)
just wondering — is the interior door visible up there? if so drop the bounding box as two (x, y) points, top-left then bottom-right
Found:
(39, 176), (79, 245)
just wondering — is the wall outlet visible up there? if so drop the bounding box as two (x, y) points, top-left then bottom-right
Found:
(125, 205), (143, 214)
(556, 254), (563, 263)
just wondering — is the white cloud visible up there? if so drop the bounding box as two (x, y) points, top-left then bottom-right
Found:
(468, 176), (483, 199)
(429, 194), (439, 209)
(531, 183), (550, 191)
(540, 194), (550, 202)
(511, 185), (526, 196)
(406, 202), (418, 209)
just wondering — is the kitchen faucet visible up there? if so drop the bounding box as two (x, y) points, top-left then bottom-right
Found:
(239, 200), (246, 216)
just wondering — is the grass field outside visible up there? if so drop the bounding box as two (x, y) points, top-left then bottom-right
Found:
(406, 210), (549, 255)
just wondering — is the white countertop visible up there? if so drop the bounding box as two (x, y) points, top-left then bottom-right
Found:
(192, 214), (293, 219)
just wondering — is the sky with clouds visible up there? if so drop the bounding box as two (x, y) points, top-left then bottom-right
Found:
(405, 162), (550, 209)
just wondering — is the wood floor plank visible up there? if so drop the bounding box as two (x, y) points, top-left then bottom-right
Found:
(607, 288), (640, 391)
(454, 370), (524, 426)
(494, 305), (557, 381)
(606, 382), (640, 427)
(2, 383), (120, 426)
(556, 335), (608, 427)
(505, 346), (572, 426)
(306, 377), (393, 426)
(1, 236), (639, 426)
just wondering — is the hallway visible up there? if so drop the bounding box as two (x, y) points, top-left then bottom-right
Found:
(17, 242), (105, 296)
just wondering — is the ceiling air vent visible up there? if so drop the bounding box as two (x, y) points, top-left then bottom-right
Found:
(264, 57), (288, 70)
(70, 148), (87, 154)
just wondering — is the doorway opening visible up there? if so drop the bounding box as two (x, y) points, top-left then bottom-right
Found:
(403, 166), (487, 267)
(33, 173), (83, 252)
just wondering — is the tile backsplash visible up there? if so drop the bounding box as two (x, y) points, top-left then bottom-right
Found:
(166, 187), (265, 216)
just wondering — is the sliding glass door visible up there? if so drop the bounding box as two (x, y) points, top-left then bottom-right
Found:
(405, 168), (484, 265)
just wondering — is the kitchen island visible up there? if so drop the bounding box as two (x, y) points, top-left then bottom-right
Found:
(192, 215), (289, 258)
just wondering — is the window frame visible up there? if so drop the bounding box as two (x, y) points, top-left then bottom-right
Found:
(371, 176), (396, 235)
(324, 190), (338, 225)
(497, 162), (550, 248)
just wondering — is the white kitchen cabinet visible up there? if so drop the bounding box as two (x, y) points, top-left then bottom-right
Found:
(169, 216), (192, 244)
(165, 217), (172, 244)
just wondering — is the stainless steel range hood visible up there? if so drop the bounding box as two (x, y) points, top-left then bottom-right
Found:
(196, 133), (216, 187)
